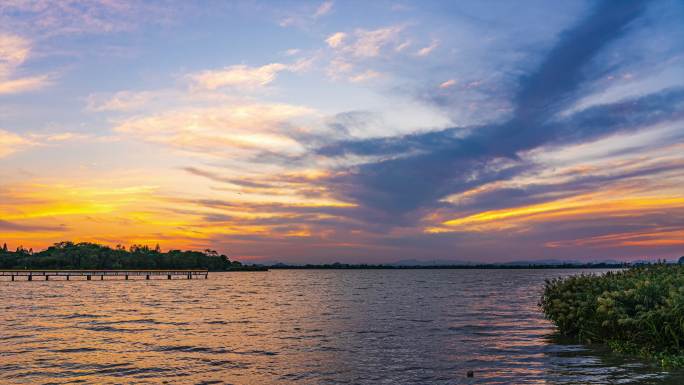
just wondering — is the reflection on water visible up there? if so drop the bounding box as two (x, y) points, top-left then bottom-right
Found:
(1, 269), (682, 384)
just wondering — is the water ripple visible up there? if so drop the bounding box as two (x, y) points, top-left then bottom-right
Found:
(1, 269), (683, 384)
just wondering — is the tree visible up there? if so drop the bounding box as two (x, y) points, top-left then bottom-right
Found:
(0, 241), (236, 270)
(2, 243), (7, 252)
(679, 256), (684, 264)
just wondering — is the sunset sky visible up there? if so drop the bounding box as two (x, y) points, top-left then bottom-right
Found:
(1, 0), (683, 263)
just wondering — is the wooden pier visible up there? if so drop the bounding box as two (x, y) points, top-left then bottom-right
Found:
(0, 269), (208, 281)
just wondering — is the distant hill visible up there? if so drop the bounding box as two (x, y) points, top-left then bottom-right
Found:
(389, 259), (473, 266)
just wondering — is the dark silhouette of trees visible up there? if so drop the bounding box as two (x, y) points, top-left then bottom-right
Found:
(0, 241), (241, 271)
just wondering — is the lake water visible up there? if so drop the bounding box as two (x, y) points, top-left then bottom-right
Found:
(1, 269), (682, 384)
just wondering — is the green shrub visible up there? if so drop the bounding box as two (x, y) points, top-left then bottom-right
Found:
(540, 264), (684, 367)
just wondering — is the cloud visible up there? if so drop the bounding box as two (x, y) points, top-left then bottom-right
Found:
(416, 39), (439, 56)
(395, 40), (412, 52)
(86, 90), (156, 112)
(3, 0), (680, 261)
(327, 25), (404, 58)
(0, 34), (30, 73)
(314, 1), (334, 18)
(323, 25), (417, 83)
(437, 153), (684, 227)
(325, 32), (346, 48)
(0, 129), (87, 158)
(349, 70), (382, 83)
(315, 1), (667, 220)
(0, 0), (176, 36)
(348, 25), (404, 57)
(0, 219), (67, 232)
(439, 79), (457, 89)
(183, 167), (275, 189)
(277, 1), (334, 28)
(0, 34), (51, 94)
(0, 129), (32, 157)
(326, 58), (354, 79)
(189, 63), (288, 90)
(114, 103), (315, 157)
(0, 74), (50, 94)
(188, 59), (314, 90)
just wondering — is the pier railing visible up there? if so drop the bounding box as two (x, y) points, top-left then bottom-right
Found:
(0, 269), (208, 281)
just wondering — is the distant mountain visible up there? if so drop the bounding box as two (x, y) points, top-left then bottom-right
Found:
(388, 259), (474, 266)
(247, 260), (287, 266)
(254, 258), (638, 268)
(499, 259), (582, 266)
(390, 258), (628, 267)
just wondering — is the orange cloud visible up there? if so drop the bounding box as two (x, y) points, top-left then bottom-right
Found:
(437, 194), (684, 231)
(546, 229), (684, 248)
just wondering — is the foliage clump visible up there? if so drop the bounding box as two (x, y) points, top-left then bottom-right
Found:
(0, 241), (243, 271)
(540, 264), (684, 367)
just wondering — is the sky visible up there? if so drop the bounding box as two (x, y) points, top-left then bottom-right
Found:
(1, 0), (683, 263)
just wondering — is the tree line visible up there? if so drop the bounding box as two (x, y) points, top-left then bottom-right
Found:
(0, 241), (243, 271)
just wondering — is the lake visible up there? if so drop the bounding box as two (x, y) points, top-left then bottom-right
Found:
(1, 269), (682, 384)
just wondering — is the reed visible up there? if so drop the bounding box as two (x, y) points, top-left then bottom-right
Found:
(540, 264), (684, 367)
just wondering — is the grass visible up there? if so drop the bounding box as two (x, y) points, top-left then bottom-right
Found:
(539, 264), (684, 368)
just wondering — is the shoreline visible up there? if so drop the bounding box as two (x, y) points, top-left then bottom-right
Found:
(264, 263), (626, 270)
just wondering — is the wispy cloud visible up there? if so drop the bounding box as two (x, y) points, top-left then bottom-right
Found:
(0, 129), (32, 158)
(326, 58), (354, 79)
(323, 25), (406, 83)
(0, 0), (177, 36)
(278, 0), (334, 28)
(0, 74), (50, 94)
(188, 59), (312, 90)
(314, 1), (334, 18)
(114, 103), (315, 158)
(0, 219), (67, 233)
(86, 90), (156, 112)
(0, 129), (87, 158)
(416, 39), (439, 56)
(349, 70), (382, 83)
(439, 79), (457, 89)
(189, 63), (288, 90)
(0, 34), (51, 94)
(343, 25), (404, 57)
